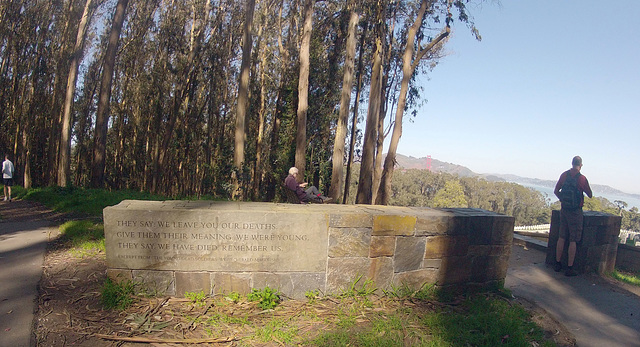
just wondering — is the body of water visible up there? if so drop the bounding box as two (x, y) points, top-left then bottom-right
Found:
(521, 184), (640, 210)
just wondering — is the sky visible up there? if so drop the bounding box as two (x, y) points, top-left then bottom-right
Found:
(395, 0), (640, 194)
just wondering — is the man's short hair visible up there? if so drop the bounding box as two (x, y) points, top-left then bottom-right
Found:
(289, 167), (298, 175)
(572, 156), (582, 167)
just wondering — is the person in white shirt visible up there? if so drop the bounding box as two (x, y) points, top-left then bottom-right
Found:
(2, 154), (15, 202)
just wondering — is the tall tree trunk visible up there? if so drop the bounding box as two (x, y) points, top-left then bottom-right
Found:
(294, 0), (314, 181)
(232, 0), (256, 199)
(91, 0), (129, 188)
(329, 4), (358, 202)
(58, 0), (94, 187)
(376, 0), (450, 205)
(356, 3), (385, 204)
(252, 43), (267, 200)
(343, 20), (368, 204)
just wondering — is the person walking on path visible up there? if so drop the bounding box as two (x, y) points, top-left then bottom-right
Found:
(553, 155), (592, 276)
(2, 153), (14, 202)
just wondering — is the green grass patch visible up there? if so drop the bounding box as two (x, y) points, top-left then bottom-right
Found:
(59, 220), (105, 256)
(101, 278), (136, 310)
(610, 269), (640, 286)
(23, 186), (165, 217)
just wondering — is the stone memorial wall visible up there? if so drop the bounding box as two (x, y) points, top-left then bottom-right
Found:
(546, 210), (622, 274)
(104, 201), (514, 299)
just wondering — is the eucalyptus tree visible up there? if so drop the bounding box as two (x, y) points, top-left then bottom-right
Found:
(328, 0), (358, 201)
(58, 0), (98, 187)
(91, 0), (130, 188)
(233, 0), (257, 200)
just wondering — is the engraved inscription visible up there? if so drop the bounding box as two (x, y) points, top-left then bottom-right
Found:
(104, 207), (328, 272)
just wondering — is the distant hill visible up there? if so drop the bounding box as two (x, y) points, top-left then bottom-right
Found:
(391, 153), (640, 200)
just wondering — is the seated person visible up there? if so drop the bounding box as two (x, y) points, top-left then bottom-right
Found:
(284, 167), (331, 203)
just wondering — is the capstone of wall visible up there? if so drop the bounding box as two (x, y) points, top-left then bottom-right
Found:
(104, 201), (514, 299)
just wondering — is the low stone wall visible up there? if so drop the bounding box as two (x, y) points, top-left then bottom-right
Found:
(104, 201), (514, 299)
(616, 244), (640, 273)
(546, 210), (622, 274)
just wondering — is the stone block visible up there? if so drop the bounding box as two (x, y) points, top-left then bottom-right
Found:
(415, 216), (450, 236)
(392, 269), (438, 290)
(491, 218), (514, 245)
(468, 245), (511, 257)
(132, 270), (175, 296)
(470, 255), (510, 283)
(437, 256), (472, 285)
(104, 203), (329, 272)
(424, 236), (469, 258)
(369, 236), (395, 257)
(329, 213), (372, 228)
(326, 257), (371, 294)
(368, 257), (394, 291)
(175, 272), (211, 297)
(212, 273), (251, 295)
(394, 236), (426, 272)
(468, 216), (494, 246)
(423, 259), (442, 268)
(289, 273), (326, 299)
(328, 227), (371, 257)
(106, 269), (132, 283)
(372, 215), (416, 236)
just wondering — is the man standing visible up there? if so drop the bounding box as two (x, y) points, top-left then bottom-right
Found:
(553, 156), (592, 276)
(2, 154), (14, 202)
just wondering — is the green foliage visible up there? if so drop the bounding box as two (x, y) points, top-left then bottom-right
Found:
(610, 270), (640, 287)
(432, 180), (468, 208)
(247, 287), (281, 310)
(305, 289), (320, 303)
(23, 186), (165, 217)
(252, 318), (298, 344)
(390, 169), (552, 226)
(184, 291), (207, 307)
(338, 275), (377, 298)
(59, 220), (105, 256)
(225, 291), (242, 304)
(422, 295), (548, 347)
(101, 278), (136, 310)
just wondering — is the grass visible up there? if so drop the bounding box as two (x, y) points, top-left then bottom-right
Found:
(20, 185), (165, 217)
(610, 269), (640, 286)
(101, 278), (136, 310)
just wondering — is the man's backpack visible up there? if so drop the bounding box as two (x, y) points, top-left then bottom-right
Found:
(560, 171), (583, 210)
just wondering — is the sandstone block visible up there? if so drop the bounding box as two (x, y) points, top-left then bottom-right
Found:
(394, 236), (426, 272)
(132, 270), (175, 296)
(175, 272), (211, 297)
(424, 236), (469, 258)
(328, 227), (371, 257)
(372, 215), (416, 236)
(369, 236), (395, 257)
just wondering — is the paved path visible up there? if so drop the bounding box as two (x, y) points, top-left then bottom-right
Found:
(507, 243), (640, 347)
(0, 219), (52, 347)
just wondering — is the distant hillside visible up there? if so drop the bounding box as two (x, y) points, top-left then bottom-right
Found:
(393, 154), (476, 177)
(391, 153), (640, 200)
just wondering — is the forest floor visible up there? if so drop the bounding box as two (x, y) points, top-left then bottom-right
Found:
(0, 199), (577, 346)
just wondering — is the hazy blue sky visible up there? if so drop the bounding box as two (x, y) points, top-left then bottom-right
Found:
(396, 0), (640, 194)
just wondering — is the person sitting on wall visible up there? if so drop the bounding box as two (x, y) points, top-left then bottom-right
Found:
(284, 167), (331, 203)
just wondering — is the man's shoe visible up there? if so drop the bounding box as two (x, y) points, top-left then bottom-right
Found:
(565, 267), (578, 277)
(554, 261), (562, 272)
(323, 197), (333, 203)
